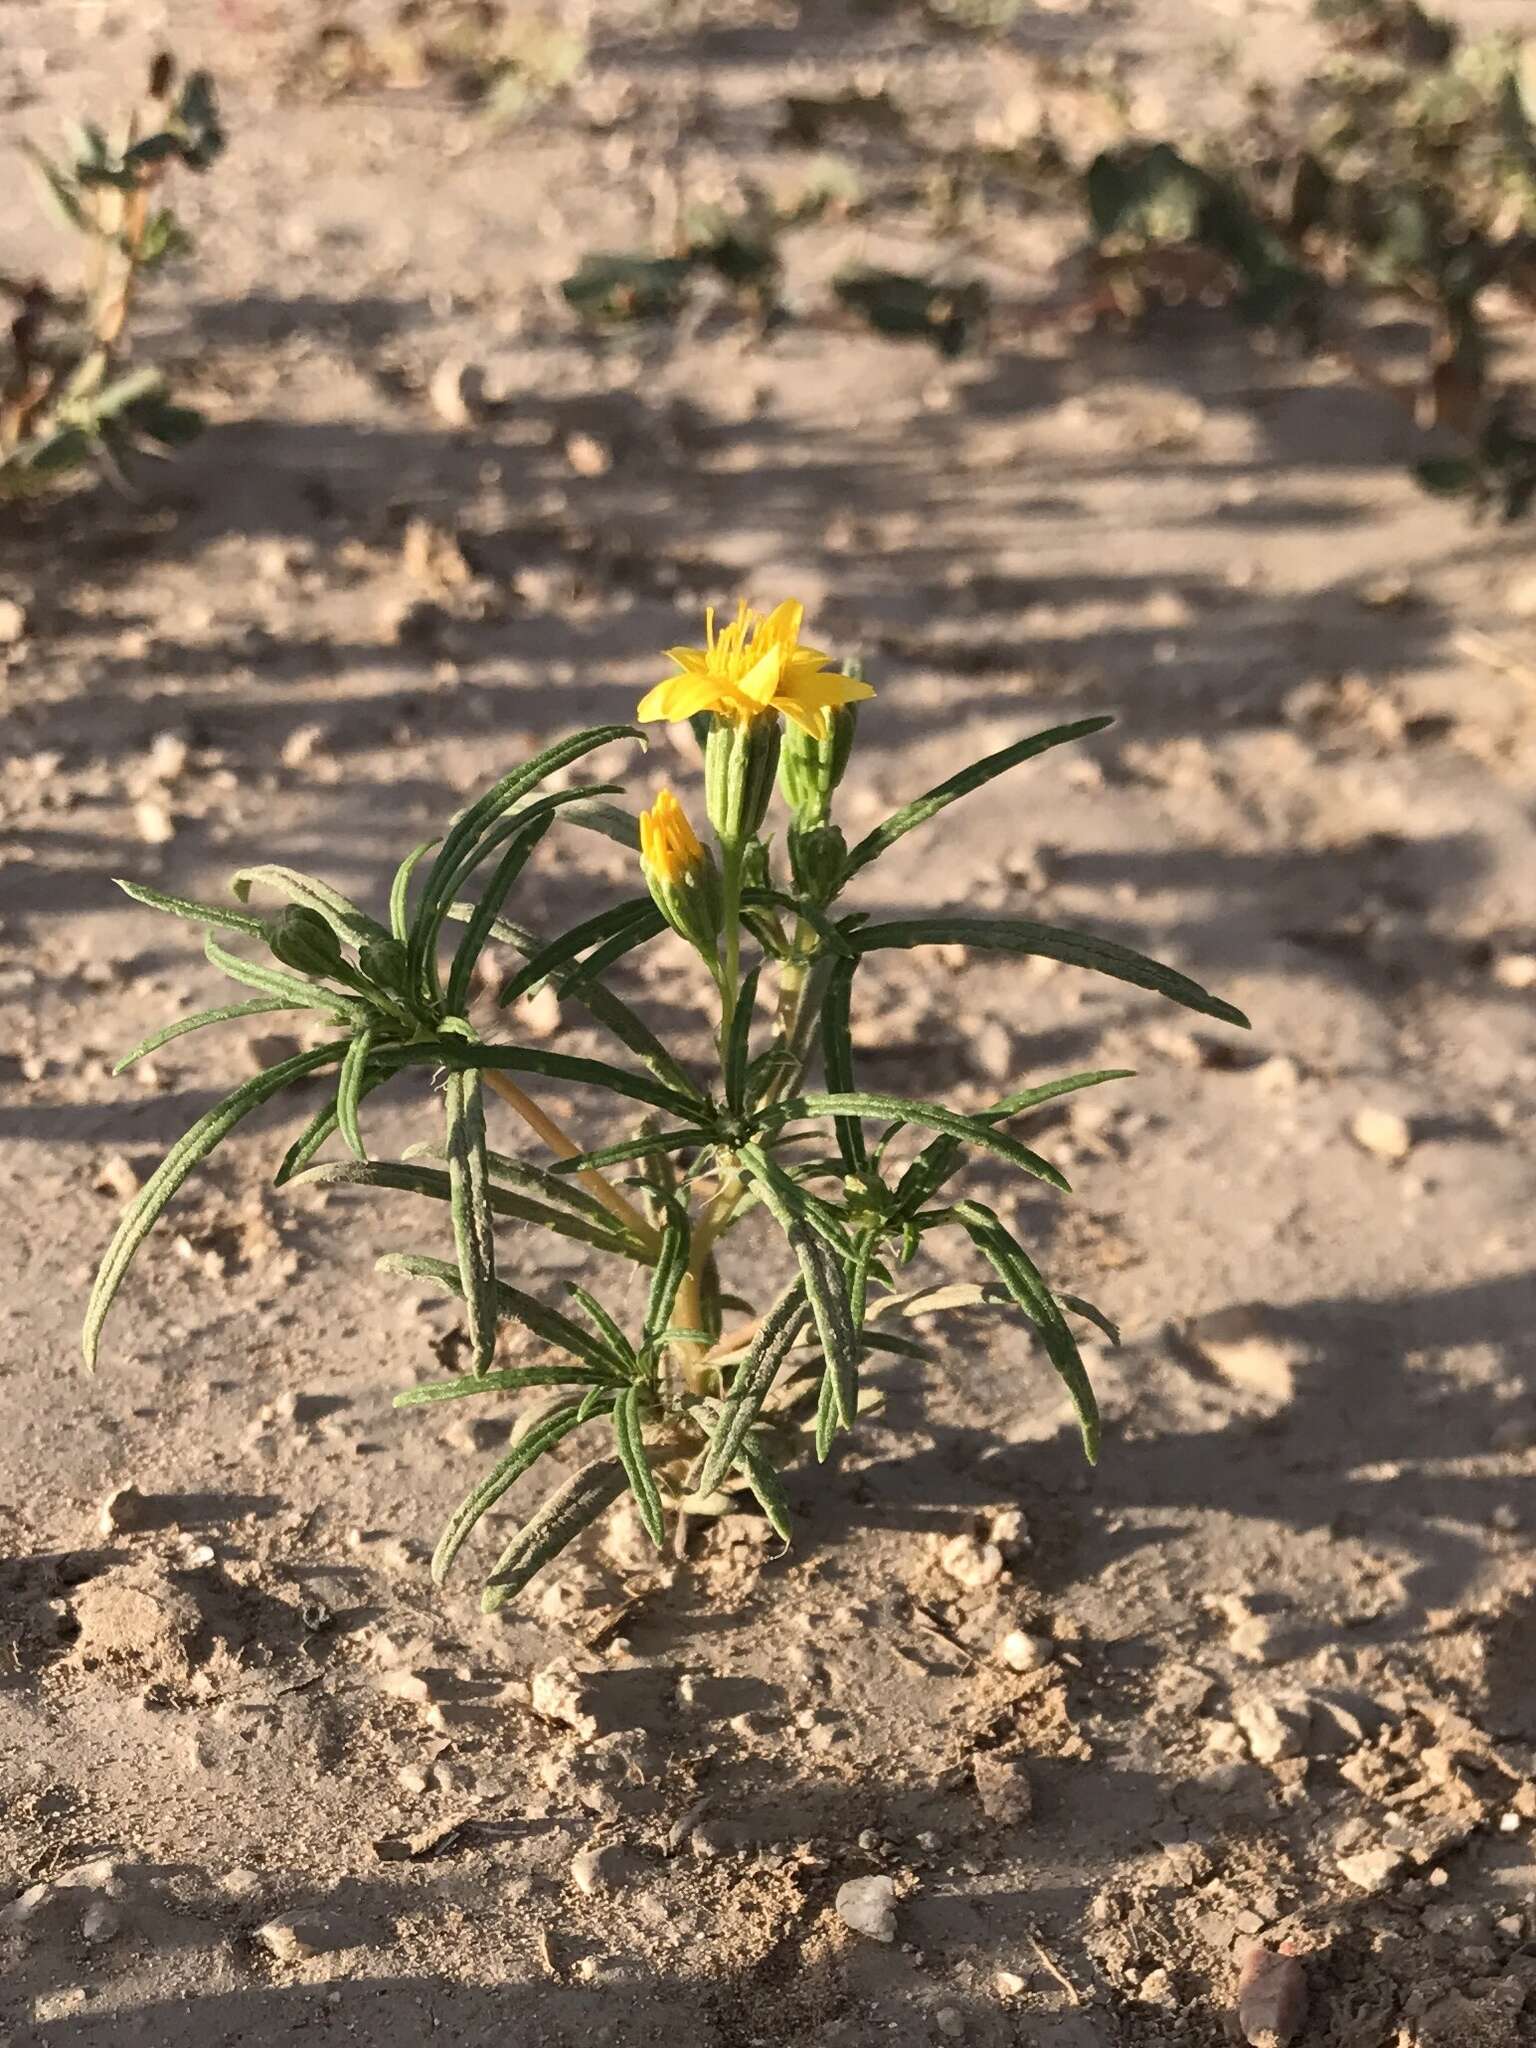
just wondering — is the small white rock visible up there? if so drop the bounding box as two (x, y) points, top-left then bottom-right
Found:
(0, 597), (27, 645)
(1337, 1846), (1404, 1893)
(835, 1874), (898, 1942)
(1349, 1107), (1412, 1163)
(133, 799), (175, 846)
(939, 1532), (1004, 1589)
(998, 1629), (1053, 1672)
(80, 1899), (123, 1944)
(1492, 952), (1536, 991)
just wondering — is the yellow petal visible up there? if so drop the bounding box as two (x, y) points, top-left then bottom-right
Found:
(779, 663), (875, 713)
(654, 672), (737, 723)
(636, 677), (696, 723)
(736, 645), (784, 707)
(663, 646), (711, 674)
(776, 694), (829, 741)
(759, 598), (804, 647)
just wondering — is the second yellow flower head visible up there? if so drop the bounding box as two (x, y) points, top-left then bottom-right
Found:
(638, 788), (706, 886)
(637, 599), (874, 742)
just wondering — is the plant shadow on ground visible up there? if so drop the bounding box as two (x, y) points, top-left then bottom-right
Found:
(774, 1258), (1536, 1666)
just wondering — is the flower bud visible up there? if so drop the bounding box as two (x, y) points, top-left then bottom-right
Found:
(639, 790), (723, 961)
(704, 713), (780, 851)
(788, 821), (847, 905)
(777, 693), (860, 828)
(269, 906), (345, 979)
(358, 936), (411, 998)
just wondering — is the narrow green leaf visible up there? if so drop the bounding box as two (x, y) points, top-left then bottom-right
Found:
(390, 838), (437, 942)
(394, 1364), (609, 1406)
(85, 1039), (350, 1366)
(429, 1039), (705, 1123)
(613, 1386), (665, 1547)
(431, 1402), (588, 1583)
(954, 1199), (1100, 1461)
(497, 898), (661, 1009)
(273, 1042), (419, 1184)
(204, 932), (365, 1022)
(444, 815), (551, 1017)
(113, 998), (303, 1074)
(414, 726), (641, 995)
(818, 957), (866, 1171)
(445, 1069), (498, 1374)
(377, 1251), (629, 1376)
(448, 904), (696, 1100)
(230, 864), (389, 948)
(723, 963), (761, 1116)
(1060, 1292), (1121, 1346)
(549, 1127), (707, 1177)
(409, 1139), (635, 1235)
(566, 1285), (637, 1373)
(815, 1368), (838, 1462)
(738, 1149), (860, 1417)
(293, 1159), (640, 1257)
(760, 1092), (1069, 1190)
(842, 717), (1114, 880)
(562, 799), (641, 850)
(480, 1455), (630, 1612)
(642, 1195), (691, 1359)
(698, 1281), (810, 1496)
(735, 1435), (792, 1543)
(336, 1025), (377, 1160)
(849, 918), (1249, 1030)
(739, 888), (854, 957)
(115, 877), (267, 938)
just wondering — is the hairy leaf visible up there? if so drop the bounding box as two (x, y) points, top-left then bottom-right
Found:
(480, 1455), (630, 1612)
(85, 1039), (350, 1367)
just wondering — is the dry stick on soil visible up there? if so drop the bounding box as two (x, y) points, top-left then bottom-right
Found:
(86, 601), (1249, 1610)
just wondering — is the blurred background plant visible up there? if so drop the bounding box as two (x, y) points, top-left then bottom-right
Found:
(1083, 1), (1536, 516)
(1, 54), (224, 501)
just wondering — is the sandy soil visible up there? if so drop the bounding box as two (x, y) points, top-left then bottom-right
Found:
(2, 1), (1535, 2043)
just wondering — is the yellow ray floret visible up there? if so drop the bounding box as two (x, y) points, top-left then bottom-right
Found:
(638, 787), (705, 885)
(637, 599), (874, 741)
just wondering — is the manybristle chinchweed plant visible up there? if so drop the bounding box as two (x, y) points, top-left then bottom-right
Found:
(1, 54), (223, 499)
(86, 601), (1249, 1611)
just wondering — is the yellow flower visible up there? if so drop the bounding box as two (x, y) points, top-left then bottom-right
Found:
(637, 599), (874, 742)
(638, 788), (705, 885)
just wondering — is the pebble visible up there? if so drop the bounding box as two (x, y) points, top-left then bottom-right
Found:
(1337, 1846), (1405, 1893)
(1236, 1942), (1307, 2045)
(1233, 1693), (1311, 1763)
(256, 1911), (355, 1962)
(1188, 1308), (1301, 1404)
(938, 1532), (1005, 1589)
(1349, 1107), (1413, 1163)
(570, 1843), (630, 1896)
(565, 430), (612, 476)
(998, 1629), (1053, 1673)
(835, 1874), (898, 1942)
(94, 1155), (142, 1201)
(1492, 952), (1536, 991)
(429, 356), (485, 427)
(0, 596), (27, 643)
(935, 2008), (966, 2039)
(144, 730), (189, 782)
(79, 1899), (123, 1944)
(133, 798), (176, 845)
(97, 1485), (150, 1536)
(973, 1750), (1034, 1824)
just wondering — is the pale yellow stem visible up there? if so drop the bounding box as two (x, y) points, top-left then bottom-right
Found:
(480, 1068), (657, 1249)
